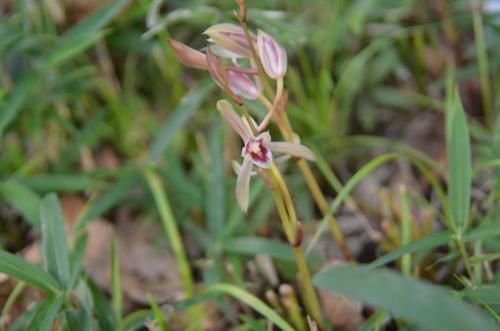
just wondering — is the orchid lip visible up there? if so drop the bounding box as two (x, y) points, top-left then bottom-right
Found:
(243, 137), (273, 168)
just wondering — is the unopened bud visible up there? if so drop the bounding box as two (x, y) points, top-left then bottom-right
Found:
(204, 23), (255, 58)
(207, 47), (243, 105)
(228, 71), (262, 100)
(167, 38), (208, 70)
(257, 30), (287, 79)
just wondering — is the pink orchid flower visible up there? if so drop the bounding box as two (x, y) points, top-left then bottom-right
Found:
(217, 100), (315, 212)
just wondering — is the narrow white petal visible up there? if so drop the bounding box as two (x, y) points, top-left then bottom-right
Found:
(267, 142), (316, 161)
(236, 156), (253, 213)
(232, 160), (257, 176)
(217, 100), (252, 141)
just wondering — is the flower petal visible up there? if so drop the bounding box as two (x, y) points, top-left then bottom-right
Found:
(236, 156), (253, 213)
(228, 70), (262, 100)
(257, 30), (287, 79)
(204, 23), (255, 58)
(232, 160), (257, 176)
(267, 142), (316, 161)
(168, 38), (208, 70)
(207, 48), (243, 105)
(217, 100), (253, 142)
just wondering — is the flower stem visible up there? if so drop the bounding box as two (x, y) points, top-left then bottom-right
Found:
(258, 77), (284, 131)
(259, 95), (353, 260)
(267, 165), (324, 329)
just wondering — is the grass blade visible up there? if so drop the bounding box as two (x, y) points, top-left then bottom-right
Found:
(369, 232), (450, 268)
(369, 222), (500, 268)
(222, 236), (295, 261)
(88, 280), (117, 331)
(206, 125), (225, 239)
(40, 193), (71, 289)
(399, 186), (412, 276)
(446, 88), (472, 233)
(148, 295), (168, 331)
(205, 283), (294, 331)
(143, 166), (195, 296)
(0, 250), (60, 293)
(149, 81), (214, 162)
(26, 295), (64, 331)
(0, 180), (41, 228)
(76, 167), (139, 231)
(143, 166), (205, 327)
(314, 265), (498, 331)
(306, 153), (398, 253)
(111, 233), (122, 328)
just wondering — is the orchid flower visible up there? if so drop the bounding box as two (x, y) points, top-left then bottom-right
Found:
(204, 23), (256, 58)
(217, 100), (315, 213)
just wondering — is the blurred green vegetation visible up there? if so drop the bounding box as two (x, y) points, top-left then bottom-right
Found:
(0, 0), (499, 330)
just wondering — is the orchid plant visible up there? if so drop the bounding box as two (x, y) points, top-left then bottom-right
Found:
(167, 1), (352, 327)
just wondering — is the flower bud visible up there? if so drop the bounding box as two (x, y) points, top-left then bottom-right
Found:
(207, 47), (243, 105)
(228, 70), (262, 100)
(257, 30), (287, 79)
(167, 38), (208, 70)
(204, 23), (255, 58)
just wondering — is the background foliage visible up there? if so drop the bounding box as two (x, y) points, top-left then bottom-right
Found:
(0, 0), (499, 330)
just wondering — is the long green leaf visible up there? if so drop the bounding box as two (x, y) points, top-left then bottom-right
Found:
(446, 88), (471, 233)
(314, 266), (497, 331)
(369, 223), (500, 268)
(40, 193), (71, 289)
(64, 308), (93, 331)
(222, 236), (296, 262)
(149, 80), (214, 162)
(0, 180), (41, 228)
(369, 232), (450, 268)
(27, 295), (64, 331)
(0, 72), (41, 138)
(45, 30), (108, 67)
(88, 280), (117, 331)
(19, 174), (96, 193)
(148, 295), (168, 331)
(121, 309), (152, 331)
(76, 167), (139, 231)
(111, 234), (122, 326)
(0, 250), (60, 293)
(206, 125), (225, 238)
(62, 0), (130, 39)
(205, 284), (294, 331)
(307, 153), (398, 253)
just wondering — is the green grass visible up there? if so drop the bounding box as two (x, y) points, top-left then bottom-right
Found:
(0, 0), (499, 330)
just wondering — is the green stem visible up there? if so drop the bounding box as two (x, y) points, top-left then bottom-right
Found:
(267, 165), (324, 329)
(454, 234), (476, 285)
(258, 94), (353, 260)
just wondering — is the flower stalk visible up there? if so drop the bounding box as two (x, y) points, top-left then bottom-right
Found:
(268, 165), (324, 328)
(235, 18), (353, 260)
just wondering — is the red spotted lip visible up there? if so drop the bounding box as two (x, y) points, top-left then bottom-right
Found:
(244, 139), (270, 164)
